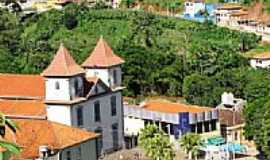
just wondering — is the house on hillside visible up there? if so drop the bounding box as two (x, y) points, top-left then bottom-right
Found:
(182, 0), (217, 23)
(184, 0), (206, 18)
(249, 51), (270, 68)
(0, 36), (125, 155)
(216, 92), (246, 144)
(215, 4), (243, 26)
(124, 101), (220, 148)
(216, 2), (270, 42)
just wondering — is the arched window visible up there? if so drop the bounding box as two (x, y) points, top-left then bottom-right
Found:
(55, 81), (60, 90)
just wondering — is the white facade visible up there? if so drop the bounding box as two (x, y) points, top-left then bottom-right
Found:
(124, 117), (145, 136)
(45, 76), (124, 153)
(71, 91), (124, 152)
(250, 58), (270, 68)
(184, 1), (205, 17)
(215, 10), (231, 25)
(46, 105), (72, 126)
(85, 66), (122, 88)
(45, 75), (84, 101)
(45, 78), (71, 101)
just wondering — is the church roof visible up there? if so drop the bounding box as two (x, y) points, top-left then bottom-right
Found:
(82, 37), (125, 68)
(0, 74), (45, 99)
(4, 119), (99, 159)
(42, 43), (85, 77)
(0, 99), (46, 117)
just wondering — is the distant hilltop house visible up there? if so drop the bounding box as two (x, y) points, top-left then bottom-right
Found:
(182, 0), (217, 23)
(216, 2), (270, 42)
(0, 0), (122, 14)
(184, 0), (206, 18)
(249, 51), (270, 68)
(215, 4), (242, 25)
(0, 36), (125, 159)
(124, 100), (219, 148)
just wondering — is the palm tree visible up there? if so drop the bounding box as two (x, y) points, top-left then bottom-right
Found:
(180, 133), (202, 160)
(0, 113), (21, 160)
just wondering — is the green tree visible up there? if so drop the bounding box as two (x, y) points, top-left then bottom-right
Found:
(120, 0), (136, 8)
(0, 113), (21, 159)
(180, 133), (202, 160)
(138, 124), (175, 160)
(129, 11), (162, 47)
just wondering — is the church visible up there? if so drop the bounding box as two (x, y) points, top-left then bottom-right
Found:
(0, 36), (125, 157)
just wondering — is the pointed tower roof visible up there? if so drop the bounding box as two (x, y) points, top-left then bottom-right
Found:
(42, 43), (85, 77)
(82, 37), (125, 68)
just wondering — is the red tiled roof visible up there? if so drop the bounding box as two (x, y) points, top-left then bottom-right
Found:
(0, 74), (45, 99)
(5, 119), (99, 159)
(141, 101), (212, 114)
(218, 4), (242, 10)
(0, 99), (46, 117)
(42, 43), (85, 77)
(82, 37), (125, 68)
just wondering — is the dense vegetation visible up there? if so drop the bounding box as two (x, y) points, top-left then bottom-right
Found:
(1, 3), (270, 158)
(139, 124), (174, 160)
(0, 4), (260, 99)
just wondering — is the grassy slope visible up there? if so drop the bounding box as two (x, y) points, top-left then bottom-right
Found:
(244, 44), (270, 57)
(19, 8), (259, 74)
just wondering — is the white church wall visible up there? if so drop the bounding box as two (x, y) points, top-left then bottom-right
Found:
(45, 78), (71, 101)
(85, 68), (110, 86)
(46, 104), (72, 126)
(71, 91), (124, 152)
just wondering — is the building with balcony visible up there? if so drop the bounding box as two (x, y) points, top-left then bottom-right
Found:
(124, 100), (220, 148)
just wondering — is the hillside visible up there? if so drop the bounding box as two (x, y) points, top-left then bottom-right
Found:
(0, 4), (260, 98)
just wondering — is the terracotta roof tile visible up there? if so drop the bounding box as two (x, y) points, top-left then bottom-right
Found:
(0, 74), (45, 99)
(218, 4), (242, 10)
(0, 99), (46, 117)
(42, 43), (85, 77)
(231, 10), (248, 17)
(4, 119), (99, 159)
(82, 37), (125, 68)
(141, 101), (212, 114)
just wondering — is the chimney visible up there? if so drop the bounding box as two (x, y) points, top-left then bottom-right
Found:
(39, 145), (49, 158)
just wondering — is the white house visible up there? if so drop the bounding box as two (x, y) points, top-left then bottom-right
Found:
(42, 37), (125, 153)
(215, 4), (242, 26)
(250, 52), (270, 68)
(184, 0), (205, 18)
